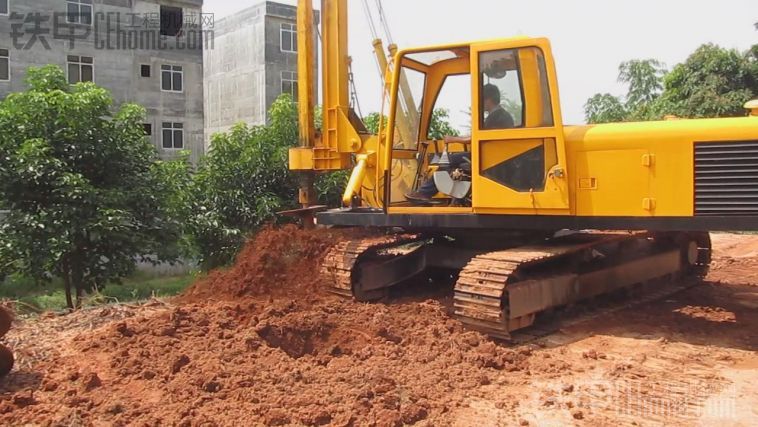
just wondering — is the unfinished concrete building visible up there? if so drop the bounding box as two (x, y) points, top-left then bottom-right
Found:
(204, 1), (317, 150)
(0, 0), (206, 163)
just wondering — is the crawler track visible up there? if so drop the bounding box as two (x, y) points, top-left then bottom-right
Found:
(320, 234), (422, 299)
(454, 232), (712, 339)
(321, 231), (712, 341)
(454, 242), (593, 340)
(509, 274), (703, 344)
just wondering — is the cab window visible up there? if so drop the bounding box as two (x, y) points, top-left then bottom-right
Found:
(478, 47), (554, 129)
(479, 49), (523, 129)
(392, 66), (425, 150)
(429, 74), (471, 138)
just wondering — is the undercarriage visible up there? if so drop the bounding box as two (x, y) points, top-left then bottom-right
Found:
(321, 230), (712, 339)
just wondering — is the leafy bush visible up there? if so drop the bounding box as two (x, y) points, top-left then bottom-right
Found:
(316, 170), (350, 207)
(187, 96), (301, 269)
(0, 65), (186, 308)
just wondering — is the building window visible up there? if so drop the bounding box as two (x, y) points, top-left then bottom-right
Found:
(67, 55), (94, 84)
(0, 49), (9, 82)
(66, 0), (93, 25)
(0, 0), (8, 16)
(143, 123), (152, 136)
(160, 6), (183, 37)
(140, 64), (151, 78)
(280, 23), (297, 53)
(281, 71), (298, 98)
(162, 122), (184, 149)
(161, 65), (183, 92)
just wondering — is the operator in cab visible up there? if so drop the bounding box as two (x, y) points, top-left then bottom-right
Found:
(405, 83), (515, 202)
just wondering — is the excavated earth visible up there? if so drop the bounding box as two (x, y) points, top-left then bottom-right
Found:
(0, 226), (756, 426)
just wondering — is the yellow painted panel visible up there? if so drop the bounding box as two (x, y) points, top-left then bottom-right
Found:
(473, 170), (570, 212)
(288, 148), (313, 170)
(574, 150), (650, 216)
(647, 145), (693, 217)
(474, 137), (569, 212)
(559, 118), (758, 217)
(479, 139), (543, 170)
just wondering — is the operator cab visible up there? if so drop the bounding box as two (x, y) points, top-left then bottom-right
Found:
(384, 38), (568, 213)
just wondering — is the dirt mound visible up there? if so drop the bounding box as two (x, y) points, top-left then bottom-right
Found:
(0, 298), (532, 426)
(182, 225), (346, 303)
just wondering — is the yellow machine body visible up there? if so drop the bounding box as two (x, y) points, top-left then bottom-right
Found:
(289, 0), (758, 231)
(290, 0), (756, 339)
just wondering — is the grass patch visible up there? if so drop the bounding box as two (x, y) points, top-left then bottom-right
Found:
(0, 272), (197, 314)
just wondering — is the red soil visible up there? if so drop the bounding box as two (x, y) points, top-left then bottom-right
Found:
(181, 225), (342, 303)
(0, 230), (755, 426)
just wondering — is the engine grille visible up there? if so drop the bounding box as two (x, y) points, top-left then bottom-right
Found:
(695, 140), (758, 216)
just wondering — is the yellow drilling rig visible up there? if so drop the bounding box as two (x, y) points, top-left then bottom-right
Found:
(289, 0), (758, 338)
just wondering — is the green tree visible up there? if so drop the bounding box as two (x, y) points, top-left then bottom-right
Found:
(618, 59), (666, 109)
(0, 65), (186, 308)
(187, 96), (365, 269)
(656, 44), (757, 118)
(584, 59), (665, 123)
(362, 112), (386, 134)
(188, 96), (300, 269)
(427, 108), (460, 139)
(585, 44), (757, 123)
(315, 171), (349, 207)
(584, 93), (628, 124)
(362, 109), (459, 138)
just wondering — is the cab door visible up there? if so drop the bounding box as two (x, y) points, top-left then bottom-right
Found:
(470, 38), (570, 214)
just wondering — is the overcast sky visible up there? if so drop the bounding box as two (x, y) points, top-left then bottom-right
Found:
(204, 0), (757, 126)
